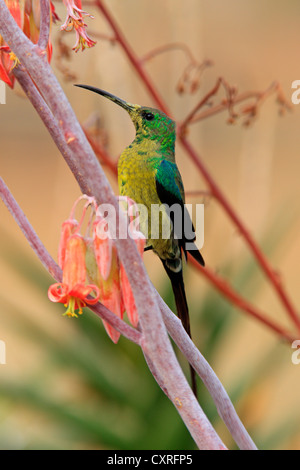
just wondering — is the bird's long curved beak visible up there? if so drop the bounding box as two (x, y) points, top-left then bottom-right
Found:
(74, 84), (137, 113)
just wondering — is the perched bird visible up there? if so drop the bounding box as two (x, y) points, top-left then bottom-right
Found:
(75, 85), (205, 394)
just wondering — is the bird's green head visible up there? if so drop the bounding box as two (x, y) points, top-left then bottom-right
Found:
(75, 85), (176, 151)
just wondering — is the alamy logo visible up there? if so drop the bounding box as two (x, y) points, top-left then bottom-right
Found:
(0, 340), (6, 365)
(291, 340), (300, 365)
(96, 202), (204, 250)
(0, 81), (6, 105)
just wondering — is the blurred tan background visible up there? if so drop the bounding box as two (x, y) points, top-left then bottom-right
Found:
(0, 0), (300, 449)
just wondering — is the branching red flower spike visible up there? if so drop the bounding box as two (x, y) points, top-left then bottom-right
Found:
(61, 0), (96, 52)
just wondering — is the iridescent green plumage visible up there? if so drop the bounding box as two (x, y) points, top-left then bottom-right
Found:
(75, 85), (205, 395)
(118, 106), (183, 269)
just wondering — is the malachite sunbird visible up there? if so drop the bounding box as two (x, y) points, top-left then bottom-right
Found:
(75, 85), (205, 395)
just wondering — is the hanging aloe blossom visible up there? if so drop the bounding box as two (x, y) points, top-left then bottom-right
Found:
(61, 0), (96, 52)
(48, 195), (145, 342)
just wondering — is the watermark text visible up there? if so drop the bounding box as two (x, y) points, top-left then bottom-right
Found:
(96, 202), (204, 250)
(0, 82), (6, 105)
(0, 340), (6, 365)
(291, 340), (300, 365)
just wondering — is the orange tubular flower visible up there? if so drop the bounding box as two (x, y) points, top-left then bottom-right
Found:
(58, 218), (79, 269)
(99, 245), (124, 344)
(93, 218), (113, 281)
(0, 0), (23, 87)
(48, 234), (100, 317)
(24, 0), (54, 62)
(120, 230), (146, 328)
(118, 196), (146, 327)
(93, 218), (124, 344)
(0, 0), (55, 88)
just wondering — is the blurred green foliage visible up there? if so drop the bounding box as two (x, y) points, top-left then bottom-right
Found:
(0, 212), (299, 450)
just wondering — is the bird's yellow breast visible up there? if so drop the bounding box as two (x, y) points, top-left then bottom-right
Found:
(118, 147), (180, 261)
(118, 148), (160, 206)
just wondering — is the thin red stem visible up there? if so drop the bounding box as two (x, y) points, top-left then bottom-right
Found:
(140, 42), (197, 65)
(94, 0), (300, 334)
(180, 77), (236, 131)
(184, 81), (292, 127)
(83, 128), (118, 177)
(94, 0), (170, 115)
(0, 176), (252, 449)
(182, 137), (300, 333)
(189, 256), (295, 343)
(0, 2), (228, 448)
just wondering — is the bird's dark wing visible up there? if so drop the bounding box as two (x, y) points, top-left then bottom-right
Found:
(156, 160), (204, 397)
(155, 160), (204, 266)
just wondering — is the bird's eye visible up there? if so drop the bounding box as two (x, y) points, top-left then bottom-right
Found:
(143, 112), (154, 121)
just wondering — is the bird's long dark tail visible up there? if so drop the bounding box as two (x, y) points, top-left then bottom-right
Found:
(162, 262), (198, 397)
